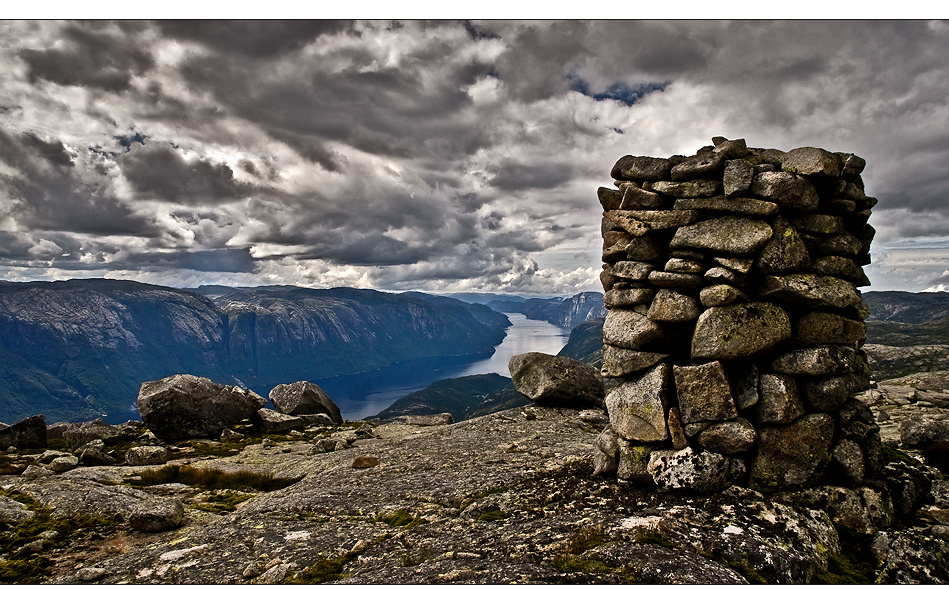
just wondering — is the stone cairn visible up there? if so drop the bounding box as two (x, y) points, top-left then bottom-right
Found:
(593, 136), (880, 493)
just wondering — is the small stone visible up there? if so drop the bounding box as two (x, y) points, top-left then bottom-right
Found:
(76, 567), (108, 582)
(597, 187), (623, 211)
(608, 209), (702, 231)
(755, 374), (805, 424)
(625, 235), (665, 263)
(620, 184), (665, 210)
(646, 289), (701, 322)
(611, 155), (672, 181)
(832, 439), (866, 484)
(617, 441), (654, 484)
(352, 455), (379, 469)
(648, 271), (703, 291)
(664, 258), (705, 273)
(696, 419), (757, 454)
(669, 153), (728, 181)
(601, 346), (669, 377)
(771, 345), (856, 376)
(674, 196), (778, 215)
(253, 408), (306, 434)
(749, 414), (836, 491)
(674, 361), (737, 424)
(704, 266), (743, 286)
(756, 217), (810, 275)
(592, 428), (620, 477)
(813, 256), (870, 286)
(129, 499), (185, 533)
(670, 217), (773, 255)
(650, 179), (721, 198)
(405, 413), (454, 426)
(605, 363), (672, 442)
(782, 147), (842, 177)
(730, 362), (759, 410)
(799, 375), (857, 413)
(611, 260), (655, 281)
(750, 171), (820, 211)
(125, 446), (170, 466)
(723, 159), (755, 198)
(758, 274), (861, 309)
(647, 447), (730, 492)
(793, 214), (843, 235)
(691, 303), (791, 360)
(604, 288), (656, 308)
(48, 455), (79, 473)
(602, 309), (666, 349)
(713, 138), (748, 159)
(795, 311), (867, 346)
(667, 408), (689, 450)
(699, 284), (747, 307)
(712, 257), (753, 273)
(838, 153), (867, 178)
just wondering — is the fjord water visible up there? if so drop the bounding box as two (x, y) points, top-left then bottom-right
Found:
(321, 313), (570, 419)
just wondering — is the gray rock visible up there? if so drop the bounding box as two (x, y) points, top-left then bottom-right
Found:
(617, 441), (654, 483)
(669, 153), (727, 181)
(603, 211), (649, 237)
(129, 499), (185, 532)
(816, 232), (863, 257)
(703, 266), (743, 286)
(670, 216), (773, 255)
(695, 418), (757, 454)
(800, 375), (857, 413)
(750, 171), (820, 211)
(646, 289), (701, 322)
(650, 179), (721, 198)
(723, 159), (755, 198)
(813, 256), (870, 286)
(592, 427), (620, 477)
(832, 439), (866, 484)
(749, 414), (835, 491)
(46, 422), (70, 440)
(620, 183), (665, 209)
(793, 214), (843, 235)
(756, 217), (810, 274)
(0, 494), (34, 525)
(509, 352), (604, 408)
(601, 346), (669, 377)
(602, 309), (666, 349)
(758, 274), (861, 309)
(699, 284), (747, 307)
(771, 346), (856, 377)
(731, 362), (760, 410)
(76, 439), (116, 466)
(624, 235), (665, 263)
(597, 186), (622, 211)
(794, 311), (866, 346)
(674, 361), (737, 425)
(125, 446), (170, 466)
(137, 374), (268, 442)
(269, 381), (342, 424)
(647, 447), (730, 492)
(0, 415), (47, 450)
(48, 455), (79, 473)
(667, 407), (689, 450)
(611, 155), (672, 181)
(712, 138), (748, 159)
(63, 418), (122, 449)
(664, 258), (705, 273)
(647, 271), (703, 290)
(674, 195), (778, 215)
(782, 147), (842, 177)
(900, 419), (949, 451)
(605, 363), (671, 442)
(713, 256), (753, 273)
(606, 209), (701, 233)
(405, 413), (454, 426)
(691, 303), (791, 360)
(22, 465), (55, 478)
(838, 153), (867, 178)
(603, 288), (655, 308)
(610, 260), (654, 281)
(254, 408), (306, 434)
(755, 374), (805, 424)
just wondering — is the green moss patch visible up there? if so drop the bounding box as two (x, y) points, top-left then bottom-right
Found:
(285, 552), (357, 584)
(376, 509), (427, 529)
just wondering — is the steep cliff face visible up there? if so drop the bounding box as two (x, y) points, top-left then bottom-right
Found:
(522, 292), (606, 329)
(0, 281), (510, 424)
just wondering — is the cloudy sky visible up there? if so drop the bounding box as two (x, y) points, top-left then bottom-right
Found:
(1, 19), (948, 294)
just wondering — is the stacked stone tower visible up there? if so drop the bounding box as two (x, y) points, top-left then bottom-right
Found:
(593, 136), (880, 492)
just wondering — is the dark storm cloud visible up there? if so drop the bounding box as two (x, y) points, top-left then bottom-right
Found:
(488, 161), (576, 191)
(18, 22), (154, 92)
(157, 20), (351, 57)
(120, 143), (255, 204)
(0, 130), (156, 237)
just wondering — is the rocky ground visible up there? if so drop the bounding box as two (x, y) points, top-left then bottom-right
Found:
(2, 392), (948, 585)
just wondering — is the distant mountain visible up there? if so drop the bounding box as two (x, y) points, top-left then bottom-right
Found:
(0, 280), (510, 424)
(557, 318), (605, 367)
(862, 291), (949, 323)
(447, 291), (606, 330)
(370, 373), (529, 421)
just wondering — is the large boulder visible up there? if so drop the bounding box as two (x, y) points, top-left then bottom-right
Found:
(0, 415), (46, 450)
(253, 408), (306, 434)
(269, 381), (342, 425)
(63, 418), (122, 449)
(137, 374), (267, 442)
(509, 352), (604, 408)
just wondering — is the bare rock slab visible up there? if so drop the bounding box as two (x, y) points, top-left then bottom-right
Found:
(509, 352), (604, 408)
(691, 302), (791, 360)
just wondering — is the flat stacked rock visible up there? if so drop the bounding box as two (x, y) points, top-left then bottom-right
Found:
(594, 137), (879, 492)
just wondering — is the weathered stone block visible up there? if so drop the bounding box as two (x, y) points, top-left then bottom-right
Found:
(749, 414), (835, 491)
(674, 361), (737, 425)
(691, 303), (791, 360)
(605, 363), (672, 442)
(670, 216), (773, 255)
